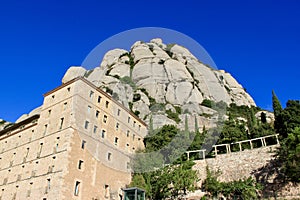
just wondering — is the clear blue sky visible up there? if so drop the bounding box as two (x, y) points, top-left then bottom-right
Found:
(0, 0), (299, 122)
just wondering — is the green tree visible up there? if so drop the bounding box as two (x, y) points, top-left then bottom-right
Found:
(130, 124), (199, 199)
(277, 127), (300, 182)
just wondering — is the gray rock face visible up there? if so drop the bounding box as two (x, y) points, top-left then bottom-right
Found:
(62, 39), (256, 130)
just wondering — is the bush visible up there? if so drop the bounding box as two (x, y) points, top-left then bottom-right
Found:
(201, 99), (213, 108)
(166, 109), (181, 123)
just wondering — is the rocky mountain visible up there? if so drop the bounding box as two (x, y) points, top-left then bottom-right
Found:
(62, 38), (256, 131)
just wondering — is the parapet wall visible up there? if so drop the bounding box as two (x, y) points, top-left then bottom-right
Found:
(193, 145), (278, 183)
(193, 145), (300, 199)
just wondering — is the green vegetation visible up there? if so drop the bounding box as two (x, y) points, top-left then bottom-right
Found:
(217, 103), (274, 150)
(201, 99), (213, 108)
(120, 76), (136, 90)
(130, 125), (198, 200)
(273, 97), (300, 183)
(165, 106), (182, 123)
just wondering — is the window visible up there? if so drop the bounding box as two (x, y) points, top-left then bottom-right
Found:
(101, 130), (106, 138)
(81, 140), (86, 149)
(107, 152), (112, 161)
(84, 121), (89, 129)
(78, 160), (84, 170)
(37, 143), (43, 158)
(117, 109), (121, 116)
(55, 143), (59, 152)
(97, 96), (101, 103)
(95, 110), (100, 118)
(138, 125), (141, 131)
(48, 110), (51, 117)
(93, 125), (98, 134)
(116, 123), (119, 130)
(114, 137), (119, 146)
(103, 115), (107, 123)
(105, 101), (109, 108)
(126, 130), (130, 137)
(126, 143), (129, 151)
(44, 124), (48, 135)
(52, 95), (55, 99)
(87, 105), (91, 114)
(47, 179), (51, 191)
(133, 121), (136, 127)
(132, 134), (135, 141)
(63, 102), (67, 110)
(59, 118), (64, 130)
(74, 181), (80, 196)
(105, 185), (110, 198)
(128, 117), (131, 123)
(67, 87), (71, 92)
(90, 91), (94, 99)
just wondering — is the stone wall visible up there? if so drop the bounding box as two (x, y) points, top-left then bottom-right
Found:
(192, 145), (300, 199)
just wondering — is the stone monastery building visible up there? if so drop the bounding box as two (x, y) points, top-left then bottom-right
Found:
(0, 77), (147, 199)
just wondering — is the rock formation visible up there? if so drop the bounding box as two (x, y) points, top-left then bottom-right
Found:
(62, 38), (256, 130)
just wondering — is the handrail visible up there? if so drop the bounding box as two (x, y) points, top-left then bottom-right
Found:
(186, 134), (280, 160)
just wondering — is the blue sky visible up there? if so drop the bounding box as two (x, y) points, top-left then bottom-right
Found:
(0, 0), (299, 122)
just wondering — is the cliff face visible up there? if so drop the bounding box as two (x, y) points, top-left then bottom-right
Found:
(62, 38), (256, 130)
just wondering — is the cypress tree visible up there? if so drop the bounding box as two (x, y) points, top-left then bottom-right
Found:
(272, 90), (283, 118)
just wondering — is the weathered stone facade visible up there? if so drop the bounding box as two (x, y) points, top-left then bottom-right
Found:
(0, 77), (147, 199)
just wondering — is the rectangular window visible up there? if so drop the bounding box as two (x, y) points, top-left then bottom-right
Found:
(132, 134), (135, 141)
(47, 179), (51, 191)
(44, 124), (48, 135)
(139, 125), (141, 131)
(95, 110), (100, 118)
(116, 122), (119, 131)
(133, 121), (136, 127)
(90, 91), (94, 99)
(103, 115), (107, 123)
(107, 152), (112, 161)
(97, 96), (101, 103)
(93, 125), (98, 134)
(117, 109), (121, 116)
(48, 110), (51, 117)
(128, 117), (131, 123)
(87, 106), (91, 114)
(81, 140), (86, 149)
(84, 121), (89, 129)
(74, 181), (80, 196)
(78, 160), (84, 170)
(67, 87), (71, 92)
(105, 101), (109, 108)
(63, 102), (67, 110)
(126, 130), (130, 137)
(101, 130), (106, 138)
(114, 137), (119, 146)
(59, 118), (64, 130)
